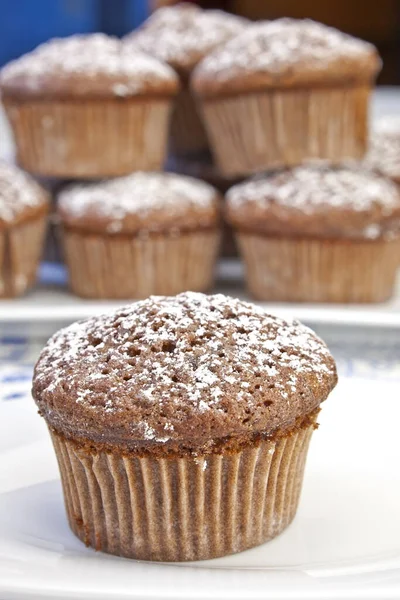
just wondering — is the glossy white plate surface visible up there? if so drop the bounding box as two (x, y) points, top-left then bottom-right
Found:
(1, 375), (400, 599)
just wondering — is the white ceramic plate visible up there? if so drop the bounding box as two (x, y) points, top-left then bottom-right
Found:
(1, 376), (400, 600)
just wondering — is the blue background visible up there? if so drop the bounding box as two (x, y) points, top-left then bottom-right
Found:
(0, 0), (149, 66)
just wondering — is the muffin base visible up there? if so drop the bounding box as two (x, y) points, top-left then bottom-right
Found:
(62, 228), (220, 299)
(200, 86), (369, 177)
(170, 84), (210, 156)
(237, 232), (400, 303)
(0, 215), (47, 298)
(3, 97), (172, 178)
(50, 414), (315, 562)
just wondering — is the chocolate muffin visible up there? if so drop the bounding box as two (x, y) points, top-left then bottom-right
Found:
(125, 3), (247, 156)
(0, 161), (48, 297)
(57, 172), (221, 299)
(32, 292), (337, 561)
(0, 34), (179, 178)
(366, 117), (400, 184)
(192, 19), (381, 177)
(226, 164), (400, 303)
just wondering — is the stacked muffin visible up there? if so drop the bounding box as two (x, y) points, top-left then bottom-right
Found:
(0, 6), (399, 303)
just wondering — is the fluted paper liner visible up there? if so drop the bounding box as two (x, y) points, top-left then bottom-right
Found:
(50, 418), (314, 562)
(170, 85), (209, 156)
(0, 215), (47, 297)
(200, 86), (370, 177)
(63, 228), (220, 299)
(3, 98), (172, 178)
(238, 233), (400, 303)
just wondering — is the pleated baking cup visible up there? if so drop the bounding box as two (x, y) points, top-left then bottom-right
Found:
(169, 85), (210, 156)
(49, 415), (316, 562)
(2, 97), (173, 178)
(237, 232), (400, 303)
(199, 85), (370, 177)
(62, 228), (221, 299)
(0, 214), (47, 298)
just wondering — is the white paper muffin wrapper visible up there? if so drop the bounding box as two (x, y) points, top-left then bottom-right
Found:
(237, 232), (400, 303)
(3, 98), (172, 178)
(0, 215), (47, 297)
(63, 228), (220, 299)
(200, 86), (370, 177)
(50, 417), (314, 562)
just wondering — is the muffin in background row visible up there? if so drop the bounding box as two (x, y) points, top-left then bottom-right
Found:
(193, 19), (381, 177)
(226, 164), (400, 303)
(366, 116), (400, 184)
(32, 292), (337, 561)
(0, 161), (48, 297)
(0, 34), (179, 178)
(58, 172), (220, 299)
(125, 2), (248, 156)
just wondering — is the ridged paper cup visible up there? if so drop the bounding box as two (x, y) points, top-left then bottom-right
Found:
(3, 98), (172, 178)
(170, 85), (209, 156)
(0, 215), (47, 298)
(200, 86), (370, 177)
(50, 411), (316, 562)
(62, 228), (221, 299)
(237, 232), (400, 303)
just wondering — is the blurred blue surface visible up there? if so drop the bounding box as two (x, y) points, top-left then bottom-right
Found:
(0, 0), (148, 66)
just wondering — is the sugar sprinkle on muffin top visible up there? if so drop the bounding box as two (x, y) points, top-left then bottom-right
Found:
(0, 161), (48, 225)
(58, 172), (220, 234)
(0, 33), (179, 98)
(192, 18), (380, 96)
(124, 3), (248, 74)
(33, 292), (337, 453)
(226, 164), (400, 240)
(366, 116), (400, 182)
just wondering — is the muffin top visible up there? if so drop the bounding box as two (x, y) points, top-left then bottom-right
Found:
(0, 33), (179, 99)
(366, 117), (400, 183)
(124, 3), (248, 75)
(0, 161), (49, 227)
(57, 172), (220, 234)
(192, 18), (380, 97)
(32, 292), (337, 455)
(226, 165), (400, 240)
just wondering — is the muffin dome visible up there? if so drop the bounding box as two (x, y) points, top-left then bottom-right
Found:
(0, 33), (179, 99)
(0, 161), (48, 226)
(366, 117), (400, 183)
(33, 292), (337, 453)
(58, 172), (220, 234)
(124, 3), (248, 75)
(192, 18), (381, 97)
(226, 165), (400, 240)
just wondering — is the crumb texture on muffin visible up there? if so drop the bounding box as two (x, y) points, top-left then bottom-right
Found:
(0, 33), (179, 99)
(0, 161), (48, 226)
(366, 117), (400, 181)
(124, 3), (247, 74)
(58, 172), (220, 234)
(226, 165), (400, 240)
(33, 292), (337, 453)
(192, 18), (381, 96)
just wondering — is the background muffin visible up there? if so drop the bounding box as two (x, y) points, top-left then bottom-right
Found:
(58, 172), (221, 299)
(366, 116), (400, 184)
(0, 161), (48, 297)
(192, 19), (381, 177)
(226, 164), (400, 303)
(32, 291), (337, 561)
(125, 3), (247, 156)
(0, 34), (179, 178)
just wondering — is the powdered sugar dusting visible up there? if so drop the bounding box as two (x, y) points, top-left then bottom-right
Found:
(33, 292), (336, 446)
(0, 161), (47, 222)
(1, 33), (177, 95)
(194, 18), (377, 83)
(124, 3), (248, 71)
(366, 116), (400, 180)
